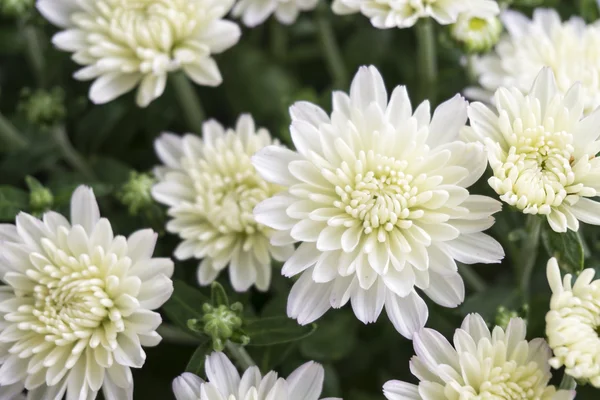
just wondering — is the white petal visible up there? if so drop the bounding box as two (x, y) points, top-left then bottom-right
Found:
(37, 0), (79, 28)
(286, 361), (324, 400)
(205, 352), (240, 397)
(287, 270), (333, 325)
(349, 66), (388, 111)
(383, 381), (421, 400)
(183, 58), (222, 86)
(89, 73), (141, 105)
(70, 186), (100, 234)
(252, 146), (302, 186)
(351, 278), (385, 324)
(428, 94), (468, 146)
(197, 20), (241, 53)
(423, 271), (464, 307)
(384, 290), (428, 339)
(569, 198), (600, 226)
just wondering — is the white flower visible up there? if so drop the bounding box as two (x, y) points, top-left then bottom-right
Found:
(450, 12), (502, 54)
(466, 67), (600, 233)
(546, 257), (600, 387)
(232, 0), (319, 27)
(36, 0), (241, 107)
(152, 114), (294, 292)
(0, 186), (174, 399)
(473, 8), (600, 114)
(172, 351), (340, 400)
(383, 313), (575, 400)
(252, 65), (504, 338)
(332, 0), (499, 29)
(0, 382), (25, 400)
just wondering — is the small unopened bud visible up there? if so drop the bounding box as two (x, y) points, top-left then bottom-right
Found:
(25, 176), (53, 214)
(450, 13), (502, 54)
(18, 87), (66, 129)
(117, 172), (155, 216)
(495, 306), (521, 330)
(201, 302), (246, 351)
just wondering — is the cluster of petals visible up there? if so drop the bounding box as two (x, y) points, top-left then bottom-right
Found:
(0, 186), (173, 399)
(36, 0), (241, 107)
(546, 257), (600, 387)
(472, 8), (600, 114)
(252, 65), (504, 338)
(152, 115), (293, 292)
(172, 351), (340, 400)
(332, 0), (499, 29)
(465, 67), (600, 233)
(232, 0), (319, 27)
(384, 313), (574, 400)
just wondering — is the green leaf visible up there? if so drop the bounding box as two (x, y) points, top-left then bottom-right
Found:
(244, 316), (317, 346)
(541, 225), (585, 274)
(459, 284), (519, 322)
(162, 280), (210, 336)
(0, 186), (28, 220)
(300, 312), (357, 361)
(210, 282), (229, 307)
(185, 339), (212, 378)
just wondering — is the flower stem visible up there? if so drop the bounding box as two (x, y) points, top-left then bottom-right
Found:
(0, 112), (28, 150)
(559, 373), (577, 391)
(170, 72), (206, 131)
(519, 215), (542, 303)
(270, 19), (287, 61)
(316, 5), (348, 89)
(156, 324), (204, 345)
(52, 125), (96, 181)
(416, 18), (438, 104)
(458, 263), (487, 292)
(22, 24), (46, 87)
(225, 341), (255, 370)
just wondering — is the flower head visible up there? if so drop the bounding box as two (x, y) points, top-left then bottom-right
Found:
(172, 352), (339, 400)
(332, 0), (499, 29)
(252, 65), (503, 338)
(152, 115), (294, 292)
(383, 313), (575, 400)
(473, 8), (600, 114)
(450, 12), (502, 54)
(466, 67), (600, 232)
(36, 0), (241, 107)
(0, 186), (174, 399)
(546, 257), (600, 387)
(232, 0), (319, 27)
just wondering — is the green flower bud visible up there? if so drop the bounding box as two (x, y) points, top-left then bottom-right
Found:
(117, 172), (155, 216)
(200, 302), (247, 351)
(495, 306), (520, 330)
(18, 87), (66, 129)
(0, 0), (34, 17)
(25, 176), (53, 214)
(450, 13), (502, 54)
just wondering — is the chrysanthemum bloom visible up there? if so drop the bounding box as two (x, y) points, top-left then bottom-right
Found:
(466, 67), (600, 233)
(546, 257), (600, 387)
(172, 352), (341, 400)
(232, 0), (319, 27)
(36, 0), (241, 107)
(472, 8), (600, 114)
(0, 186), (174, 399)
(152, 115), (293, 292)
(383, 313), (575, 400)
(252, 65), (504, 338)
(450, 12), (502, 54)
(331, 0), (499, 29)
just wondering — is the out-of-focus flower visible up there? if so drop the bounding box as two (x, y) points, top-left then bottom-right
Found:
(0, 0), (33, 17)
(383, 313), (575, 400)
(546, 257), (600, 387)
(152, 114), (294, 292)
(232, 0), (319, 27)
(472, 8), (600, 114)
(252, 65), (503, 339)
(172, 352), (340, 400)
(0, 186), (174, 399)
(332, 0), (499, 29)
(36, 0), (241, 107)
(450, 12), (502, 54)
(466, 67), (600, 233)
(18, 87), (65, 129)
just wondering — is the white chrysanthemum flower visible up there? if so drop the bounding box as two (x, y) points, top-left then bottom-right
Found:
(232, 0), (319, 27)
(473, 8), (600, 114)
(251, 65), (504, 338)
(450, 12), (502, 54)
(36, 0), (241, 107)
(0, 381), (25, 400)
(546, 257), (600, 387)
(466, 67), (600, 233)
(172, 352), (341, 400)
(0, 186), (174, 399)
(331, 0), (499, 29)
(383, 313), (575, 400)
(152, 115), (294, 292)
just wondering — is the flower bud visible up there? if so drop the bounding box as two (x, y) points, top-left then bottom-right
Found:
(117, 172), (155, 216)
(450, 13), (502, 54)
(18, 87), (66, 129)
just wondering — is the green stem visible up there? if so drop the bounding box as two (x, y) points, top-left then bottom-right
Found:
(270, 19), (287, 61)
(316, 6), (348, 89)
(416, 18), (438, 104)
(52, 125), (96, 181)
(170, 73), (206, 131)
(0, 112), (28, 150)
(519, 215), (542, 304)
(458, 263), (487, 292)
(156, 324), (204, 346)
(225, 341), (255, 370)
(559, 373), (577, 391)
(22, 24), (46, 87)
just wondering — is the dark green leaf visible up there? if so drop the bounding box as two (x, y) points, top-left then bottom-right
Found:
(162, 280), (210, 336)
(0, 186), (28, 220)
(459, 284), (519, 322)
(185, 339), (212, 378)
(244, 316), (317, 346)
(300, 312), (357, 361)
(210, 282), (229, 307)
(541, 225), (585, 274)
